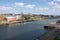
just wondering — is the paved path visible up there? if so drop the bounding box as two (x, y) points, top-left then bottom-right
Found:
(36, 28), (60, 40)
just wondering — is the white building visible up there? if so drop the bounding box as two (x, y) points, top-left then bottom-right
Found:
(15, 14), (22, 20)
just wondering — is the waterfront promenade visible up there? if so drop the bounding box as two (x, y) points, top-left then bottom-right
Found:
(36, 22), (60, 40)
(36, 28), (60, 40)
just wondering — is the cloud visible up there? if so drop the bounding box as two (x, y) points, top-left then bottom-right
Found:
(25, 4), (36, 9)
(14, 2), (36, 9)
(0, 6), (12, 10)
(36, 7), (49, 11)
(14, 2), (24, 7)
(54, 0), (60, 1)
(48, 0), (60, 9)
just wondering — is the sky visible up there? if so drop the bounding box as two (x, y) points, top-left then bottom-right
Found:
(0, 0), (60, 15)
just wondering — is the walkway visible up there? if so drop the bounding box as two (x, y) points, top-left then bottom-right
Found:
(36, 28), (60, 40)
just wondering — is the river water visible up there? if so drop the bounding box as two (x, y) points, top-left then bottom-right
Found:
(0, 19), (60, 40)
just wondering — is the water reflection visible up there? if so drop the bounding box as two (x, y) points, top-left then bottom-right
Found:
(0, 25), (8, 40)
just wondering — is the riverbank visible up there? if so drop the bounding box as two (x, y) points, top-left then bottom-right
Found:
(0, 19), (40, 26)
(36, 20), (60, 40)
(0, 18), (58, 26)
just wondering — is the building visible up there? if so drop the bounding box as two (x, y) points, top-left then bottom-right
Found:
(5, 16), (16, 22)
(2, 14), (22, 22)
(15, 14), (22, 20)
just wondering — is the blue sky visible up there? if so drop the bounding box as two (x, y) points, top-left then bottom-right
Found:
(0, 0), (60, 15)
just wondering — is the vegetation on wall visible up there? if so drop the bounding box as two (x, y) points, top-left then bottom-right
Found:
(0, 14), (4, 23)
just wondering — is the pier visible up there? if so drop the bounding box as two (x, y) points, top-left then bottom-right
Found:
(36, 22), (60, 40)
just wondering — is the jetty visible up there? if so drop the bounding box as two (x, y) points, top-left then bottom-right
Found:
(36, 22), (60, 40)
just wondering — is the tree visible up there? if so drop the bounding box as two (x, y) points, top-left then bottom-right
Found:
(22, 14), (30, 20)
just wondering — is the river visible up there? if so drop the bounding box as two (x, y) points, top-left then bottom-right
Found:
(0, 19), (60, 40)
